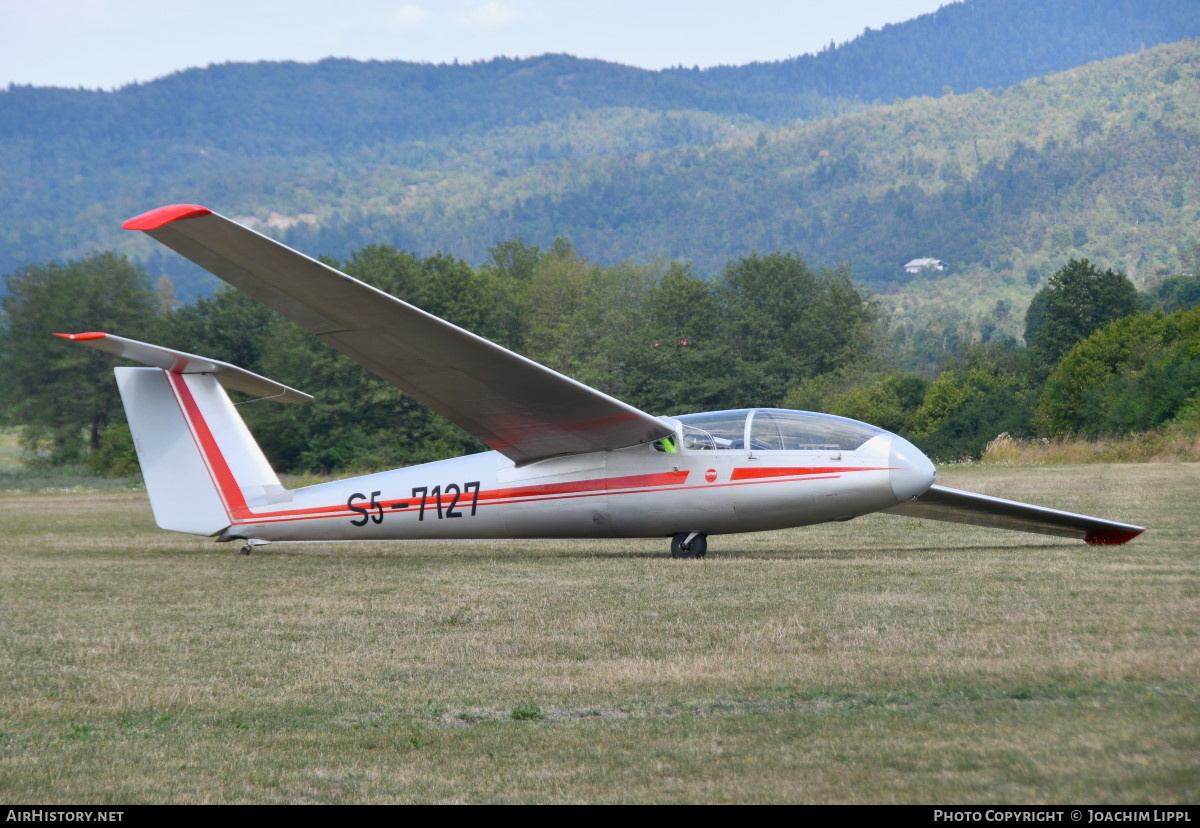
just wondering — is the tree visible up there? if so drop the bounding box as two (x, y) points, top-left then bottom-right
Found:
(880, 339), (1037, 460)
(714, 253), (877, 405)
(480, 238), (544, 349)
(1024, 258), (1141, 374)
(620, 262), (731, 415)
(1144, 273), (1200, 313)
(820, 372), (930, 436)
(157, 285), (281, 371)
(519, 244), (659, 399)
(0, 253), (158, 462)
(1035, 306), (1200, 436)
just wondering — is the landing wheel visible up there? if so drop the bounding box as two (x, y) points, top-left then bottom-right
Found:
(238, 544), (254, 555)
(670, 532), (707, 559)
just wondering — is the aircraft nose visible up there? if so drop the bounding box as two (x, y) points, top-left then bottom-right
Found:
(889, 435), (937, 502)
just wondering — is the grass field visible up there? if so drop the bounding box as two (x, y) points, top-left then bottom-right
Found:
(1, 463), (1196, 804)
(0, 429), (24, 474)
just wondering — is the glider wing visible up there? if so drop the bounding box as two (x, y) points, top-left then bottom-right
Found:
(123, 205), (672, 463)
(886, 484), (1144, 544)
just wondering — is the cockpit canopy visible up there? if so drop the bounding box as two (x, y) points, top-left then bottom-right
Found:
(670, 408), (884, 452)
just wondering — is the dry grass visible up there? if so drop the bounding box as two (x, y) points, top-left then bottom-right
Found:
(982, 429), (1200, 465)
(0, 464), (1197, 803)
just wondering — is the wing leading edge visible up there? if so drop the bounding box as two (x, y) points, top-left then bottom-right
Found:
(885, 484), (1144, 544)
(123, 204), (672, 464)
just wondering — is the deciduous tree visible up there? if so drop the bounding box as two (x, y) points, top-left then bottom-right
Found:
(1024, 258), (1140, 374)
(715, 252), (877, 405)
(0, 253), (158, 462)
(1036, 306), (1200, 436)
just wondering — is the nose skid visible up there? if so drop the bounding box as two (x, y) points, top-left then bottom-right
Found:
(889, 435), (937, 502)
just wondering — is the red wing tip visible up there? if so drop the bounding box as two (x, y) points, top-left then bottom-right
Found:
(53, 331), (107, 341)
(1085, 527), (1145, 545)
(122, 204), (212, 231)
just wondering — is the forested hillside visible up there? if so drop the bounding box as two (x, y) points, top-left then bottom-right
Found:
(0, 0), (1196, 302)
(280, 40), (1200, 353)
(679, 0), (1199, 105)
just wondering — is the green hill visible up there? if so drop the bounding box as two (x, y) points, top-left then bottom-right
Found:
(0, 0), (1196, 319)
(278, 41), (1200, 349)
(677, 0), (1199, 104)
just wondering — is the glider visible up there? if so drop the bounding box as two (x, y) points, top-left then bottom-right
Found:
(58, 205), (1144, 556)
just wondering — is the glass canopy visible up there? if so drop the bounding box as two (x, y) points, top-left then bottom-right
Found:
(672, 408), (883, 452)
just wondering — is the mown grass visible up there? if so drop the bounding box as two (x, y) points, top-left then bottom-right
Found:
(0, 463), (1196, 803)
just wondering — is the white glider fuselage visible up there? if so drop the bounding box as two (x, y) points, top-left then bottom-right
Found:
(223, 420), (928, 544)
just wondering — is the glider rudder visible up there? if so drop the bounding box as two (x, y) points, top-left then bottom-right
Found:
(57, 332), (302, 537)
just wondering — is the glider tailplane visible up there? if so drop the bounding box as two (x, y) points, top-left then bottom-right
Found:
(58, 332), (302, 536)
(115, 366), (287, 537)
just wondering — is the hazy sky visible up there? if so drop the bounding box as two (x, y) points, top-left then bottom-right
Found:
(1, 0), (952, 89)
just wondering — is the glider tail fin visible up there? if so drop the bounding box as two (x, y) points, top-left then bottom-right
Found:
(56, 333), (307, 537)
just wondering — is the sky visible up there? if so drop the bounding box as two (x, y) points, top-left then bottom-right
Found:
(0, 0), (952, 90)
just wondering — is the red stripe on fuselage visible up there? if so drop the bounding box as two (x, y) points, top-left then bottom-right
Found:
(730, 466), (887, 481)
(475, 470), (689, 503)
(233, 472), (696, 527)
(229, 474), (860, 528)
(231, 470), (884, 528)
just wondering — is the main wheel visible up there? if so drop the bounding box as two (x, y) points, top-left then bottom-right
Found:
(670, 533), (708, 559)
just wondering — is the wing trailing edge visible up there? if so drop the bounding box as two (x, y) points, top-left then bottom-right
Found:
(123, 204), (672, 463)
(885, 484), (1145, 544)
